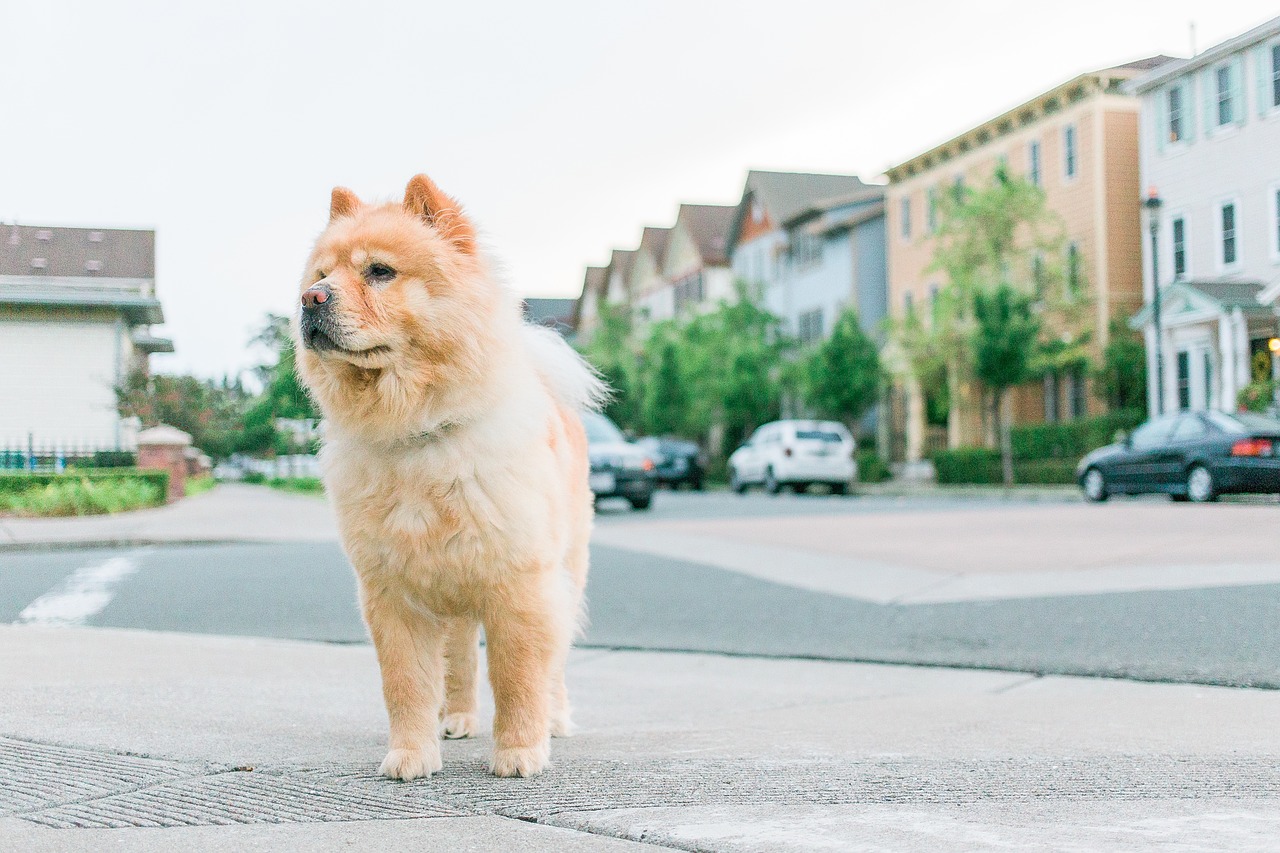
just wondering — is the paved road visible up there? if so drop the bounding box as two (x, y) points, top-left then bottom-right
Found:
(4, 490), (1278, 688)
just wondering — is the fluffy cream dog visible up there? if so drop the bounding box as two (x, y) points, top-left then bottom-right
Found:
(293, 174), (603, 779)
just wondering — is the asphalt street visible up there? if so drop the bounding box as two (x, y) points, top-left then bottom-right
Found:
(4, 490), (1278, 688)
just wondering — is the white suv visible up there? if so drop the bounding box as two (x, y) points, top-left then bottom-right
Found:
(727, 420), (856, 495)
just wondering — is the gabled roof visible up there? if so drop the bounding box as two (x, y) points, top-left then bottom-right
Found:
(1130, 17), (1280, 93)
(727, 170), (868, 250)
(0, 279), (164, 323)
(1, 223), (155, 279)
(673, 203), (735, 266)
(782, 185), (887, 229)
(607, 248), (636, 281)
(582, 265), (607, 296)
(637, 226), (672, 269)
(1130, 279), (1271, 328)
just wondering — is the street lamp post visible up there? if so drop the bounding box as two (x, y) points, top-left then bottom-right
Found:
(1144, 189), (1164, 416)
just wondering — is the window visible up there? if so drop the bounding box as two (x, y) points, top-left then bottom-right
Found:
(1203, 350), (1214, 410)
(791, 232), (822, 268)
(900, 197), (911, 240)
(1131, 417), (1175, 449)
(1221, 202), (1238, 266)
(1214, 62), (1241, 127)
(925, 188), (937, 233)
(1272, 44), (1280, 109)
(1177, 351), (1191, 410)
(1063, 124), (1077, 179)
(672, 271), (704, 312)
(1171, 415), (1207, 442)
(1032, 254), (1045, 297)
(903, 291), (914, 313)
(1066, 243), (1081, 295)
(797, 308), (824, 344)
(1067, 365), (1087, 419)
(1167, 85), (1185, 143)
(1028, 140), (1041, 186)
(1043, 373), (1059, 423)
(1172, 217), (1186, 278)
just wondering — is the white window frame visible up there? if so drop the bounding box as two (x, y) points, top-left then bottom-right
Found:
(1262, 40), (1280, 117)
(1208, 59), (1243, 135)
(1165, 81), (1190, 148)
(1216, 197), (1241, 272)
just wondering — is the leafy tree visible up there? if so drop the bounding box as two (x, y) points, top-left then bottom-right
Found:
(1093, 321), (1147, 414)
(116, 371), (251, 460)
(580, 302), (641, 431)
(803, 308), (881, 430)
(640, 324), (687, 436)
(972, 284), (1042, 486)
(237, 314), (319, 455)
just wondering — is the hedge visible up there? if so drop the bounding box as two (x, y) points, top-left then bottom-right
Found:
(933, 448), (1078, 485)
(1009, 409), (1144, 461)
(856, 450), (892, 484)
(0, 468), (170, 499)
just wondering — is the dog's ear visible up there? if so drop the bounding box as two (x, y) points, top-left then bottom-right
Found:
(403, 174), (477, 255)
(330, 187), (362, 222)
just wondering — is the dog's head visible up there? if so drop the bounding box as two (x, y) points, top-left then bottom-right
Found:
(295, 174), (505, 428)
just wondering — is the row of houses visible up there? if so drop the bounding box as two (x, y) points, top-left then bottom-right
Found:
(572, 16), (1280, 463)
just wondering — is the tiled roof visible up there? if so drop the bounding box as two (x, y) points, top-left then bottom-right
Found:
(728, 171), (868, 250)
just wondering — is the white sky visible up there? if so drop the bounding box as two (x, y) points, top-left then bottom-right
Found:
(4, 1), (1277, 378)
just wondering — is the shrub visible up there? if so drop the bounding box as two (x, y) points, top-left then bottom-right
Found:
(241, 471), (267, 485)
(1238, 379), (1279, 414)
(0, 470), (167, 516)
(856, 450), (891, 483)
(269, 476), (324, 495)
(184, 475), (218, 497)
(932, 449), (1077, 485)
(1009, 409), (1143, 461)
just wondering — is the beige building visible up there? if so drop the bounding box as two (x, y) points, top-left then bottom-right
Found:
(885, 57), (1170, 460)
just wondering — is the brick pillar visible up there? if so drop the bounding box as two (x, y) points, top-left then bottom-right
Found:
(136, 425), (193, 503)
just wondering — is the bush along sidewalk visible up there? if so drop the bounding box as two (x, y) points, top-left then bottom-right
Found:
(0, 469), (169, 517)
(932, 409), (1144, 485)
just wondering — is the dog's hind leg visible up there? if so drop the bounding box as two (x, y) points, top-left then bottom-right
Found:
(441, 617), (480, 739)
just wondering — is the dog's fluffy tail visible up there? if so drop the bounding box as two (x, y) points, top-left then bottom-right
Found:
(522, 324), (610, 412)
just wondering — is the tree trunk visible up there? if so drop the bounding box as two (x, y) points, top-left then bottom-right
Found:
(998, 388), (1014, 488)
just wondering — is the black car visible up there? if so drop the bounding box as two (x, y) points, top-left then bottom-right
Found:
(635, 437), (706, 490)
(1077, 410), (1280, 503)
(582, 411), (656, 510)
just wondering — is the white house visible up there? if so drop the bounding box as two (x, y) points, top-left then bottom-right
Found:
(0, 224), (172, 450)
(1130, 16), (1280, 415)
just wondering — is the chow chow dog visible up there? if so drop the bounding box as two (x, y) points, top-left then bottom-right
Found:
(293, 174), (604, 779)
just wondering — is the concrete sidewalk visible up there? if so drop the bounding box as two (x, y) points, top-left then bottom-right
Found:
(0, 484), (337, 549)
(1, 624), (1279, 851)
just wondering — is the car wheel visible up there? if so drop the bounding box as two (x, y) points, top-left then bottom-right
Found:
(729, 467), (748, 494)
(790, 482), (808, 494)
(831, 482), (848, 496)
(764, 467), (782, 495)
(1186, 465), (1217, 503)
(1081, 467), (1108, 503)
(629, 495), (653, 510)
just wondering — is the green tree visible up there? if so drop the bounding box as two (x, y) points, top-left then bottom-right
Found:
(237, 314), (319, 455)
(640, 324), (687, 436)
(116, 371), (251, 460)
(972, 284), (1042, 486)
(803, 308), (881, 430)
(1093, 321), (1147, 414)
(581, 302), (641, 431)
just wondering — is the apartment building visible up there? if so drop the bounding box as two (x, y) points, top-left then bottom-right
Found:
(885, 57), (1170, 458)
(1129, 16), (1280, 415)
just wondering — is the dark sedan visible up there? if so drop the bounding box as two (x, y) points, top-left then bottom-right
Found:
(1077, 411), (1280, 503)
(635, 437), (706, 490)
(582, 411), (656, 510)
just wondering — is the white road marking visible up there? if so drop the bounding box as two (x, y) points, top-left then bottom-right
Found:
(17, 555), (140, 626)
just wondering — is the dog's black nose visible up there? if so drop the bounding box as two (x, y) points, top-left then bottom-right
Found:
(301, 284), (332, 310)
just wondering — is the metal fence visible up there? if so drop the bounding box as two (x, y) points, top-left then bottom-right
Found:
(0, 437), (135, 473)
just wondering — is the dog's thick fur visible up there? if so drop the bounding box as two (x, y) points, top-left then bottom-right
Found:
(294, 174), (604, 779)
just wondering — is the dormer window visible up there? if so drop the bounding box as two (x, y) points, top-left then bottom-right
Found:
(85, 260), (104, 273)
(35, 230), (52, 241)
(30, 257), (47, 270)
(89, 231), (104, 243)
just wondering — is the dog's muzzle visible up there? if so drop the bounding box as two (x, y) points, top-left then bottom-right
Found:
(300, 284), (342, 351)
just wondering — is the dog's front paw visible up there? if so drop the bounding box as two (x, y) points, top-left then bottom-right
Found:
(491, 743), (550, 778)
(440, 712), (479, 739)
(378, 746), (442, 781)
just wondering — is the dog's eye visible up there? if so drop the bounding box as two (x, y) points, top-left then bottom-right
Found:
(314, 270), (327, 282)
(365, 262), (396, 283)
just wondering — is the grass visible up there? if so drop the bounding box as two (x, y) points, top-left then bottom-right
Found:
(0, 476), (165, 517)
(184, 475), (217, 497)
(268, 476), (325, 495)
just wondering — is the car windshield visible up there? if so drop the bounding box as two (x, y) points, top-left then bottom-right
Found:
(1205, 411), (1280, 434)
(581, 412), (626, 444)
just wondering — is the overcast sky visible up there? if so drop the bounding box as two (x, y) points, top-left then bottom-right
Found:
(5, 2), (1277, 378)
